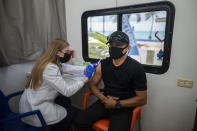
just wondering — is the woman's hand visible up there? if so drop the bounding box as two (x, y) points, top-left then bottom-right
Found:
(84, 61), (100, 80)
(84, 65), (96, 80)
(82, 77), (88, 83)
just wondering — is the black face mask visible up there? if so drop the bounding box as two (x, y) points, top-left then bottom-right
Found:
(60, 53), (71, 63)
(109, 46), (128, 59)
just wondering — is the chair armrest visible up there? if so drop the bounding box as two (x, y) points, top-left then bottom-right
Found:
(0, 110), (47, 128)
(5, 90), (24, 101)
(83, 88), (104, 110)
(83, 92), (93, 110)
(130, 106), (142, 131)
(133, 106), (142, 115)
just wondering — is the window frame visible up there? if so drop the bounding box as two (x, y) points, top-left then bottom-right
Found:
(81, 1), (175, 74)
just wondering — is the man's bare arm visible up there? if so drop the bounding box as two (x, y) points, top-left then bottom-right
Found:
(120, 90), (147, 107)
(89, 63), (108, 102)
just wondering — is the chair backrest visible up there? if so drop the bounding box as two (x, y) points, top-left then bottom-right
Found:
(0, 90), (11, 119)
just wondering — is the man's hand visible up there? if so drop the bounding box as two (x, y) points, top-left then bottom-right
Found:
(103, 96), (119, 109)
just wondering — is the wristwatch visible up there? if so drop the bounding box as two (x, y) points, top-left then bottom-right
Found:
(115, 100), (122, 109)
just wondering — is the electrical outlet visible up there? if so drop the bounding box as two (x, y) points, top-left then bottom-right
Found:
(177, 79), (193, 88)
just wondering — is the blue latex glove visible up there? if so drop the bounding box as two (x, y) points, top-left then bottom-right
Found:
(92, 60), (100, 68)
(84, 64), (96, 80)
(84, 61), (100, 80)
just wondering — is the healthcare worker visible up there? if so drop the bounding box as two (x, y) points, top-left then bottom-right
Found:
(19, 39), (96, 131)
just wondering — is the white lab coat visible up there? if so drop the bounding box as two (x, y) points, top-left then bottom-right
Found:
(19, 63), (85, 127)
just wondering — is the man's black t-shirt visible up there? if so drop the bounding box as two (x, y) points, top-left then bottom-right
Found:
(101, 56), (147, 100)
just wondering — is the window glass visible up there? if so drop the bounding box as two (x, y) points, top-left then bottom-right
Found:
(88, 15), (117, 59)
(82, 1), (175, 74)
(122, 11), (167, 66)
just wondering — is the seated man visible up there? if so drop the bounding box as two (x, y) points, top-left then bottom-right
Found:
(75, 31), (147, 131)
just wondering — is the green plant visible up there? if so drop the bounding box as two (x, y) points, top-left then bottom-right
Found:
(89, 32), (108, 44)
(88, 43), (109, 59)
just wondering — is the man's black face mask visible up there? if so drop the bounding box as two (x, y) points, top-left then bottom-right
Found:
(109, 46), (128, 59)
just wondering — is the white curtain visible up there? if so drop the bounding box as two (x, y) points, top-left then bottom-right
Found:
(0, 0), (67, 66)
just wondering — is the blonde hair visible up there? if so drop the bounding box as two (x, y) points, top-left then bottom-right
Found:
(25, 39), (69, 90)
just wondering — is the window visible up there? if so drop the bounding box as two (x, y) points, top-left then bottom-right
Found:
(87, 15), (117, 59)
(82, 1), (175, 74)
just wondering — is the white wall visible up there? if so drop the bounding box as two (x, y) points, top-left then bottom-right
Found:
(0, 61), (35, 112)
(65, 0), (197, 131)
